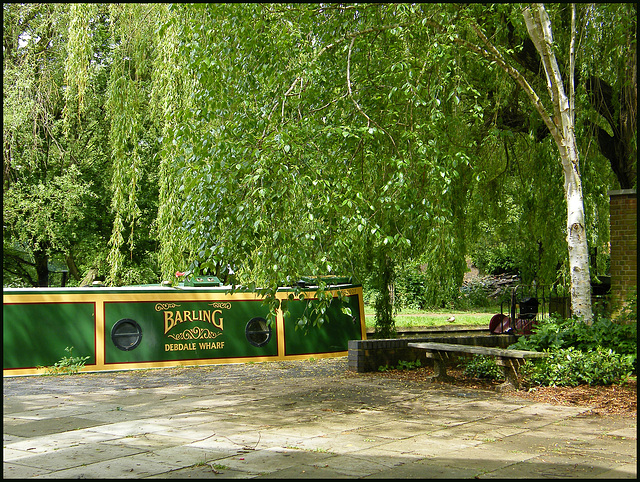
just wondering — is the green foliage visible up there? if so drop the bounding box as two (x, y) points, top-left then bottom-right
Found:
(287, 283), (352, 332)
(390, 267), (495, 311)
(3, 167), (96, 254)
(397, 359), (422, 370)
(466, 143), (571, 288)
(508, 315), (568, 352)
(392, 263), (465, 311)
(393, 266), (431, 310)
(510, 315), (637, 361)
(470, 243), (519, 276)
(104, 4), (164, 285)
(372, 250), (397, 338)
(378, 359), (422, 372)
(521, 347), (634, 387)
(456, 280), (496, 310)
(116, 255), (161, 286)
(462, 355), (504, 380)
(164, 3), (479, 329)
(4, 2), (630, 312)
(38, 347), (90, 376)
(511, 314), (637, 387)
(3, 3), (115, 287)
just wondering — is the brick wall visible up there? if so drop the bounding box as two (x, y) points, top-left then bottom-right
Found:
(609, 189), (637, 307)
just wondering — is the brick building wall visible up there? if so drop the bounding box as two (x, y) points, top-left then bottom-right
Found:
(608, 189), (637, 307)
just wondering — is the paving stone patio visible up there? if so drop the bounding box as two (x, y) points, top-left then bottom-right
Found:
(3, 357), (636, 479)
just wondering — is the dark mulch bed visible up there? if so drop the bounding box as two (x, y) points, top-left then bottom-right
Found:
(354, 365), (637, 417)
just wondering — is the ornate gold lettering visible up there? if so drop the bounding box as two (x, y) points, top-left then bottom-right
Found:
(162, 306), (226, 334)
(212, 309), (223, 330)
(164, 311), (175, 333)
(164, 343), (197, 351)
(166, 327), (223, 341)
(198, 341), (225, 350)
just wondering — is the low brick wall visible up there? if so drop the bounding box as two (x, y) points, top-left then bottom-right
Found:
(348, 334), (518, 373)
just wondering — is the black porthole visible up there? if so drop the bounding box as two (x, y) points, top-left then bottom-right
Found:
(111, 318), (143, 351)
(245, 317), (271, 347)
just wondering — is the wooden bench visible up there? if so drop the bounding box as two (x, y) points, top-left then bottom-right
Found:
(408, 342), (548, 391)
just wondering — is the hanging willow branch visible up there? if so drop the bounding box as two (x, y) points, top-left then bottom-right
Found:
(64, 3), (94, 118)
(105, 3), (161, 284)
(346, 37), (397, 151)
(152, 5), (194, 281)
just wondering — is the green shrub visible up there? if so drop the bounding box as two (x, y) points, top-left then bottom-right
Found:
(521, 347), (635, 387)
(510, 315), (637, 369)
(470, 243), (519, 276)
(509, 315), (570, 351)
(462, 355), (504, 380)
(378, 359), (422, 372)
(38, 346), (90, 375)
(364, 257), (500, 312)
(396, 359), (422, 370)
(510, 313), (637, 387)
(393, 268), (432, 310)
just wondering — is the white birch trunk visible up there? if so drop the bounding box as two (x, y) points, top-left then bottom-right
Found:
(523, 4), (593, 323)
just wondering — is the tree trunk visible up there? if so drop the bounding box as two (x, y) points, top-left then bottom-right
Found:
(65, 253), (82, 281)
(523, 4), (593, 323)
(33, 249), (50, 287)
(373, 248), (396, 338)
(561, 148), (593, 322)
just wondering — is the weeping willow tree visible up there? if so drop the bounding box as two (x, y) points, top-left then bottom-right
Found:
(149, 4), (495, 334)
(50, 4), (630, 331)
(161, 3), (629, 327)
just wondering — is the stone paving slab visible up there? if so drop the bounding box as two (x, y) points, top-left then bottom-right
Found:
(3, 357), (636, 479)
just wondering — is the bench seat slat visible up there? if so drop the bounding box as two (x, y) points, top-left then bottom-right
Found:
(408, 342), (547, 359)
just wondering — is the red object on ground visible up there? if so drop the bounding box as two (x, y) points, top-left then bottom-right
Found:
(489, 313), (511, 334)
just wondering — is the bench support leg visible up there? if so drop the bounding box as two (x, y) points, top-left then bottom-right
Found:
(425, 352), (454, 383)
(495, 357), (523, 392)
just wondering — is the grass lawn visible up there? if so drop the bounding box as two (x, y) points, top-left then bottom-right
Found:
(363, 305), (501, 329)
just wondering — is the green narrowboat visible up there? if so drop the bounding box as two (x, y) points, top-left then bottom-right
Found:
(3, 277), (366, 376)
